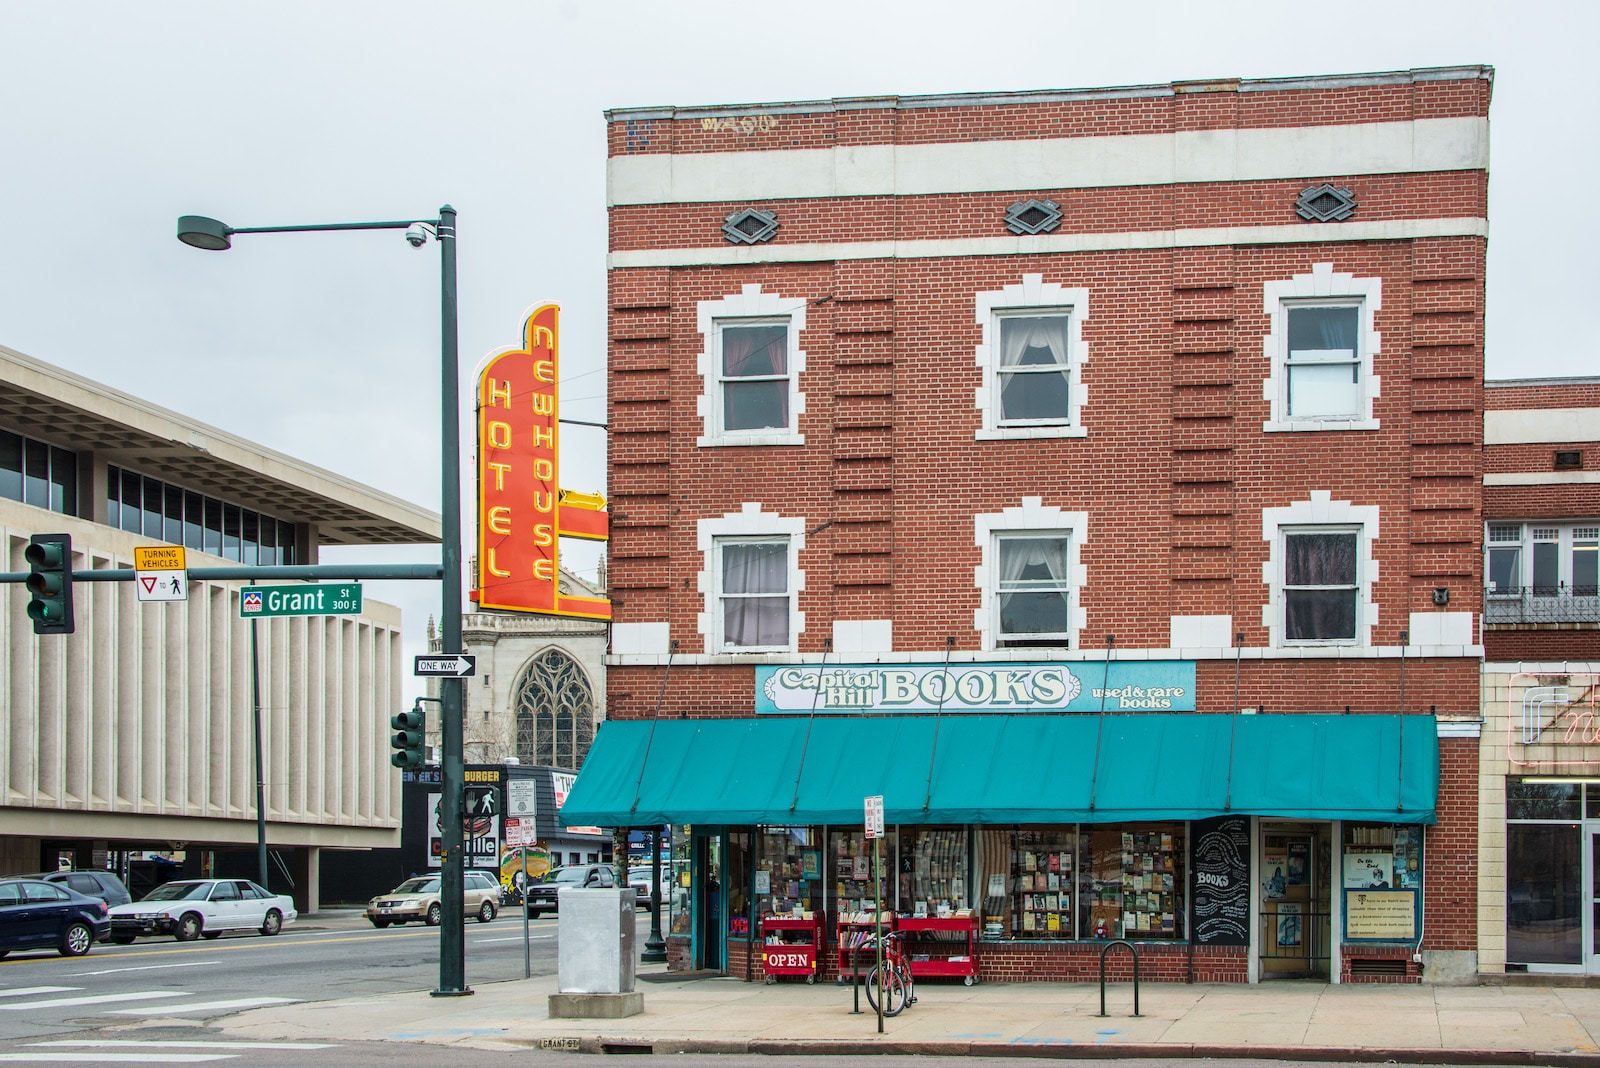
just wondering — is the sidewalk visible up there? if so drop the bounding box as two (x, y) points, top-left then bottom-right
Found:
(219, 963), (1600, 1063)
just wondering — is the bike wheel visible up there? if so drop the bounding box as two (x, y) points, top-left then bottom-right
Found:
(864, 963), (909, 1017)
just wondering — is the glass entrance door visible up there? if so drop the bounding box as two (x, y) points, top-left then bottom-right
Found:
(1259, 822), (1332, 980)
(693, 831), (724, 972)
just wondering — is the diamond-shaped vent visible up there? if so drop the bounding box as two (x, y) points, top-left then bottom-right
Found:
(1004, 198), (1063, 235)
(722, 208), (779, 244)
(1295, 184), (1357, 222)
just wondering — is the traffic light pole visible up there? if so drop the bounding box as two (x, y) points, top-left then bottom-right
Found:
(434, 206), (470, 998)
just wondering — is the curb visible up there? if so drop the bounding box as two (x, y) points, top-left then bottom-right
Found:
(504, 1035), (1600, 1065)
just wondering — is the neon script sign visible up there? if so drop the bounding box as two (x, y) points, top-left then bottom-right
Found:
(473, 304), (610, 619)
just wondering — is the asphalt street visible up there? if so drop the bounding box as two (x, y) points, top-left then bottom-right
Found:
(0, 906), (627, 1047)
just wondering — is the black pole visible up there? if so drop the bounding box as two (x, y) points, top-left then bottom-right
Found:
(249, 602), (268, 889)
(433, 205), (470, 997)
(642, 825), (667, 963)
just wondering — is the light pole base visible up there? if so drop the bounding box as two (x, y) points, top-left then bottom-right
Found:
(641, 938), (667, 964)
(430, 987), (475, 998)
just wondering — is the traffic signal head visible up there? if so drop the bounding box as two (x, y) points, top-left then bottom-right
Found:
(25, 533), (74, 635)
(390, 702), (426, 769)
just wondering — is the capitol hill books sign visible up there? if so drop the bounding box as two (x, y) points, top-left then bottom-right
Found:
(755, 661), (1195, 714)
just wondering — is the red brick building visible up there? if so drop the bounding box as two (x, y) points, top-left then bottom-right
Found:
(570, 66), (1493, 985)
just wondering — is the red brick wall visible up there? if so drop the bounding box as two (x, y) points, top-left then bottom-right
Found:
(1424, 737), (1478, 952)
(1485, 630), (1600, 661)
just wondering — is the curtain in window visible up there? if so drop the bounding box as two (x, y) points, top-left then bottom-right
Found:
(722, 541), (789, 647)
(1286, 307), (1360, 418)
(1284, 533), (1357, 641)
(722, 324), (789, 430)
(999, 316), (1070, 422)
(997, 536), (1069, 639)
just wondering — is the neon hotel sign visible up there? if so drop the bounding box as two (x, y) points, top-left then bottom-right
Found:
(472, 304), (610, 619)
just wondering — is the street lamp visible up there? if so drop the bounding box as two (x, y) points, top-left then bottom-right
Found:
(178, 207), (472, 997)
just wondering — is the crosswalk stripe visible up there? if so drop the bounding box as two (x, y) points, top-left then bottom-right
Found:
(0, 990), (188, 1010)
(0, 1055), (236, 1063)
(0, 986), (78, 999)
(106, 995), (300, 1015)
(30, 1041), (338, 1050)
(64, 960), (218, 977)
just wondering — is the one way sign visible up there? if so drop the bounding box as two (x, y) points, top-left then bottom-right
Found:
(414, 655), (476, 677)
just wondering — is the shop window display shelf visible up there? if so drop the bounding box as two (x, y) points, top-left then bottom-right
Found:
(759, 913), (825, 984)
(898, 914), (979, 984)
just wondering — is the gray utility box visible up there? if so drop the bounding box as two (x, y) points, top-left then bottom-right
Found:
(557, 887), (637, 994)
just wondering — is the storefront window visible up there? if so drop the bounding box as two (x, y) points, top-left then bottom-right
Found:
(1003, 828), (1077, 938)
(1507, 823), (1581, 965)
(1082, 824), (1186, 940)
(830, 829), (895, 914)
(668, 825), (692, 936)
(754, 826), (822, 918)
(898, 826), (969, 916)
(727, 831), (752, 939)
(1510, 781), (1581, 821)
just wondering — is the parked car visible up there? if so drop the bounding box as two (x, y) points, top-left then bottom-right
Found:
(24, 869), (132, 908)
(107, 879), (296, 942)
(365, 869), (501, 927)
(0, 877), (111, 958)
(525, 863), (617, 917)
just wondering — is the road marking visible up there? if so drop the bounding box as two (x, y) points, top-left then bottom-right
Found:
(2, 1055), (234, 1063)
(30, 1041), (338, 1050)
(64, 960), (219, 977)
(106, 995), (300, 1016)
(0, 990), (188, 1010)
(0, 986), (77, 998)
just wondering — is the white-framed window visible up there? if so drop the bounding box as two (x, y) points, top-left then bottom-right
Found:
(975, 274), (1089, 439)
(1487, 522), (1600, 597)
(975, 498), (1088, 651)
(1262, 492), (1379, 647)
(1262, 263), (1381, 432)
(697, 503), (805, 653)
(697, 285), (806, 446)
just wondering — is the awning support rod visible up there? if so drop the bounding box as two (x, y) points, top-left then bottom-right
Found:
(1088, 635), (1115, 812)
(789, 638), (832, 816)
(921, 637), (956, 813)
(629, 640), (677, 818)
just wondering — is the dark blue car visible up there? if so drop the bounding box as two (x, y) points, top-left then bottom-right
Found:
(0, 877), (111, 957)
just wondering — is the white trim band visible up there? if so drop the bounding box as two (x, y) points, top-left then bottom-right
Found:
(611, 217), (1487, 269)
(609, 117), (1488, 205)
(1483, 472), (1600, 486)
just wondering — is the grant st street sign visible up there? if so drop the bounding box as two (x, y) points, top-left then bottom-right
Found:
(240, 583), (363, 618)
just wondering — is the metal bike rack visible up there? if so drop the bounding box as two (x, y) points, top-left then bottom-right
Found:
(1097, 939), (1142, 1017)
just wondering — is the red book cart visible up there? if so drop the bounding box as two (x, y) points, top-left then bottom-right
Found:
(897, 914), (980, 984)
(834, 911), (894, 985)
(759, 913), (825, 984)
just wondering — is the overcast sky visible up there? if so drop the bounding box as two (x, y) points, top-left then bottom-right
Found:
(3, 1), (1593, 696)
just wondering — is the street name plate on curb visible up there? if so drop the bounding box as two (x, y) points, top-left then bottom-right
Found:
(240, 583), (363, 617)
(415, 654), (476, 677)
(538, 1038), (580, 1051)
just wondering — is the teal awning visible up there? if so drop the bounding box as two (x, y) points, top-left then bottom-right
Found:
(559, 713), (1438, 827)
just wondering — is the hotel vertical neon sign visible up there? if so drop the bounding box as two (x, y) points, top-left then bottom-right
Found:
(473, 303), (610, 619)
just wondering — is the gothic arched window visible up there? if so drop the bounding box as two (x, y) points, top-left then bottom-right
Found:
(513, 648), (596, 769)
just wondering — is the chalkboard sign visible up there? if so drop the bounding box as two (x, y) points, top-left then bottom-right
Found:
(1191, 815), (1250, 945)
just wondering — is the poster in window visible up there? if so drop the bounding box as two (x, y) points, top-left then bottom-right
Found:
(1343, 852), (1393, 889)
(800, 851), (821, 880)
(754, 870), (771, 895)
(1264, 850), (1287, 900)
(1276, 902), (1303, 948)
(1287, 841), (1309, 886)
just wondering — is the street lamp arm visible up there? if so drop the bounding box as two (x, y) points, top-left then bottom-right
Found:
(229, 219), (436, 235)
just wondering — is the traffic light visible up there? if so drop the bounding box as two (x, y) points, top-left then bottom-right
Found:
(25, 533), (74, 635)
(390, 700), (426, 769)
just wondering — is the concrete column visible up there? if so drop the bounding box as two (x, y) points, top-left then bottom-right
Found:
(305, 846), (321, 913)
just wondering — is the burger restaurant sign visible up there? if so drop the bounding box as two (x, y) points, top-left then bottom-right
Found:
(755, 661), (1195, 714)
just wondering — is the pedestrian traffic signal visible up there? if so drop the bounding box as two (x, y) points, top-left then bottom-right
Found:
(25, 533), (74, 635)
(390, 701), (426, 769)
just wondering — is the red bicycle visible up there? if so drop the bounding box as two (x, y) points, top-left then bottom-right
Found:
(863, 930), (916, 1017)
